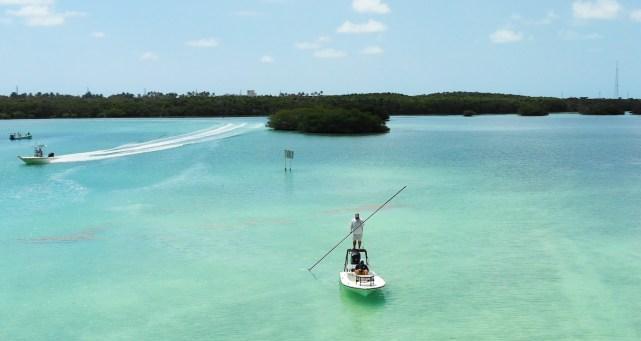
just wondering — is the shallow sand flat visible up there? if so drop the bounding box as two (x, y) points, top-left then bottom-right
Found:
(1, 115), (640, 340)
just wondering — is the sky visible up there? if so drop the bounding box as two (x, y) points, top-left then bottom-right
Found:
(1, 0), (640, 97)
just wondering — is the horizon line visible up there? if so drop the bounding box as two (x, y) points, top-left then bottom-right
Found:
(1, 90), (636, 100)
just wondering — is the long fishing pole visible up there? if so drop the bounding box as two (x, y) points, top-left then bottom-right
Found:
(307, 185), (407, 272)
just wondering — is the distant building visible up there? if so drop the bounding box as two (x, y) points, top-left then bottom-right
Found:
(247, 90), (257, 97)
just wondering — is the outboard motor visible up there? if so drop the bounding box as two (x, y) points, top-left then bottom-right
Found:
(351, 250), (361, 265)
(48, 153), (55, 157)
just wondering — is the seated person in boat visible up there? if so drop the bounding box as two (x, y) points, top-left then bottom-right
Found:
(354, 260), (369, 276)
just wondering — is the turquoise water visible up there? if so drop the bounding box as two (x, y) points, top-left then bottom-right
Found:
(1, 115), (641, 340)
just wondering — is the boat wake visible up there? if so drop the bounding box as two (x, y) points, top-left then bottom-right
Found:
(50, 123), (250, 163)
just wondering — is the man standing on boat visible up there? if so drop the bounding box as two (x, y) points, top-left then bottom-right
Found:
(351, 213), (364, 249)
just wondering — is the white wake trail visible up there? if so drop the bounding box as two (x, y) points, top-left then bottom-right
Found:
(51, 123), (249, 163)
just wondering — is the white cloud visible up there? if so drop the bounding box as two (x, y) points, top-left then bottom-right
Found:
(490, 29), (523, 44)
(361, 45), (384, 55)
(631, 9), (641, 22)
(314, 48), (347, 59)
(7, 5), (83, 26)
(186, 37), (219, 48)
(337, 19), (386, 34)
(91, 31), (105, 39)
(352, 0), (390, 14)
(572, 0), (621, 20)
(140, 51), (159, 61)
(2, 0), (83, 27)
(260, 55), (274, 63)
(0, 0), (52, 5)
(296, 36), (343, 59)
(295, 36), (331, 50)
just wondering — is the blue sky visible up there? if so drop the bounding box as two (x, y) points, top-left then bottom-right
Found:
(1, 0), (640, 97)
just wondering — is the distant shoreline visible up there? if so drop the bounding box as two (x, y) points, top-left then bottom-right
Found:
(2, 112), (640, 121)
(1, 92), (639, 120)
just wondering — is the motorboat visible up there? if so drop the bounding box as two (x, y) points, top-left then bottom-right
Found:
(18, 145), (55, 165)
(9, 132), (32, 140)
(339, 248), (385, 294)
(18, 156), (56, 165)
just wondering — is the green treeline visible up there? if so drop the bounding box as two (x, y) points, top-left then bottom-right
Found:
(1, 91), (640, 119)
(267, 107), (389, 134)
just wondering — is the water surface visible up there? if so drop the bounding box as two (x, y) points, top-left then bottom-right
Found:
(1, 115), (640, 340)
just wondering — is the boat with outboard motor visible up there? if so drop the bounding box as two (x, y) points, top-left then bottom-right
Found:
(9, 132), (32, 140)
(18, 145), (56, 165)
(339, 248), (385, 294)
(308, 187), (404, 296)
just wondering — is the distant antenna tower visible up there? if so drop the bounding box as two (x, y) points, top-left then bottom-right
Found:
(614, 61), (619, 99)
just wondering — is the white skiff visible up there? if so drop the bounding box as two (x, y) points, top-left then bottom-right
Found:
(339, 248), (385, 294)
(18, 145), (55, 165)
(18, 156), (56, 165)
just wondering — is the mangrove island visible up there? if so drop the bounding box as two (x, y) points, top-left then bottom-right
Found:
(266, 107), (389, 134)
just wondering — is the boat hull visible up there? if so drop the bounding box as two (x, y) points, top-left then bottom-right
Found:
(339, 272), (385, 295)
(9, 135), (32, 140)
(18, 156), (55, 165)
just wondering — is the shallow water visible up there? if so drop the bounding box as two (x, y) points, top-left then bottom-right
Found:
(1, 115), (640, 340)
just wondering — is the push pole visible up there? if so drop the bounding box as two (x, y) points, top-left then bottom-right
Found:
(307, 186), (407, 272)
